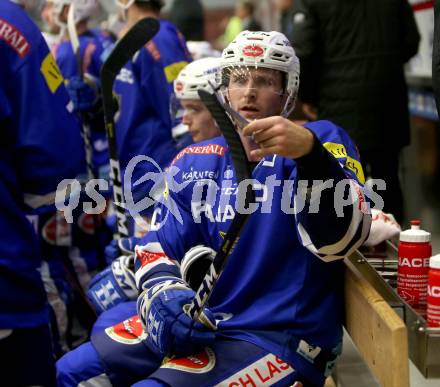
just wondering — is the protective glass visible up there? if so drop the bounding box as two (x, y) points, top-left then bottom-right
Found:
(223, 66), (285, 96)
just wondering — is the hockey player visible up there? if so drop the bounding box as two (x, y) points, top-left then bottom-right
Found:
(173, 57), (222, 145)
(50, 0), (115, 279)
(52, 0), (114, 179)
(172, 42), (220, 148)
(113, 0), (192, 221)
(40, 0), (61, 49)
(57, 31), (370, 387)
(0, 0), (84, 384)
(176, 57), (222, 143)
(85, 57), (222, 316)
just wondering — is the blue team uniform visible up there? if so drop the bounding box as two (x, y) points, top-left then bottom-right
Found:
(113, 19), (191, 216)
(53, 29), (115, 277)
(57, 120), (370, 386)
(0, 0), (84, 384)
(53, 28), (114, 179)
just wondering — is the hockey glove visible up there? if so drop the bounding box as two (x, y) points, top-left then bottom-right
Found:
(105, 237), (140, 265)
(180, 245), (215, 290)
(66, 74), (99, 113)
(137, 278), (216, 356)
(88, 254), (138, 314)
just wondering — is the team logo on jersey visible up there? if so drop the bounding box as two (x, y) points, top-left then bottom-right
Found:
(242, 45), (264, 57)
(42, 214), (71, 246)
(78, 213), (95, 235)
(105, 315), (147, 345)
(161, 347), (216, 373)
(0, 18), (30, 58)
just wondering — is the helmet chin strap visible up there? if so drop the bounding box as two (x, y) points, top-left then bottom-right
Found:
(280, 91), (294, 118)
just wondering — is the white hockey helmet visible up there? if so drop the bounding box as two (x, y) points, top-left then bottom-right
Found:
(221, 30), (300, 117)
(53, 0), (98, 26)
(174, 57), (221, 100)
(186, 41), (221, 61)
(115, 0), (163, 11)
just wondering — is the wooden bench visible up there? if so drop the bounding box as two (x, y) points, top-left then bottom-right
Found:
(343, 258), (409, 387)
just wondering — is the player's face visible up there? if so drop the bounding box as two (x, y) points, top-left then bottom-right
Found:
(181, 99), (220, 143)
(41, 2), (60, 34)
(227, 67), (286, 120)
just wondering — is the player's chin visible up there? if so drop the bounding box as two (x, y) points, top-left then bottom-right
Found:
(190, 131), (201, 142)
(240, 110), (262, 120)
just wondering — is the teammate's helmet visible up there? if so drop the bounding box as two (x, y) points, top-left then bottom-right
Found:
(174, 57), (221, 100)
(220, 30), (300, 117)
(53, 0), (98, 25)
(186, 41), (221, 61)
(115, 0), (163, 11)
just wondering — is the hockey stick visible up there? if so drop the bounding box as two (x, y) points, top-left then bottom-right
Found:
(185, 90), (255, 321)
(67, 4), (110, 272)
(101, 18), (160, 238)
(67, 4), (94, 180)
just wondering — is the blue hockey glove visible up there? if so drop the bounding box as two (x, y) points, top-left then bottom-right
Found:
(88, 255), (138, 314)
(137, 279), (216, 356)
(66, 74), (99, 113)
(105, 237), (140, 265)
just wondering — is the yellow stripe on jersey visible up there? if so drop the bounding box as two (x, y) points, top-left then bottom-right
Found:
(40, 53), (64, 93)
(323, 142), (365, 184)
(164, 61), (188, 83)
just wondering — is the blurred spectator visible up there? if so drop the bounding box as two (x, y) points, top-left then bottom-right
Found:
(274, 0), (295, 42)
(291, 0), (420, 222)
(238, 0), (261, 31)
(168, 0), (204, 41)
(219, 0), (261, 48)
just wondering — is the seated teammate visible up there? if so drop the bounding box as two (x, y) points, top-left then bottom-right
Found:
(86, 57), (222, 315)
(57, 30), (371, 387)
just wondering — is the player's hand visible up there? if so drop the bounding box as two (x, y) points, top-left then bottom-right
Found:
(105, 237), (140, 265)
(66, 74), (99, 113)
(137, 280), (216, 356)
(87, 255), (138, 314)
(242, 116), (314, 160)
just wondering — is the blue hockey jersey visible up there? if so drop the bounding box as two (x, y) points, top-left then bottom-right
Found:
(0, 0), (84, 328)
(53, 29), (114, 179)
(135, 120), (371, 385)
(53, 28), (114, 80)
(113, 19), (191, 215)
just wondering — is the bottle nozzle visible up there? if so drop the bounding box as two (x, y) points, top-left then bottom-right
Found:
(411, 220), (421, 230)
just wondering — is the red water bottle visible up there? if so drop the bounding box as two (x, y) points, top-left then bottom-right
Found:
(397, 220), (431, 315)
(427, 255), (440, 327)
